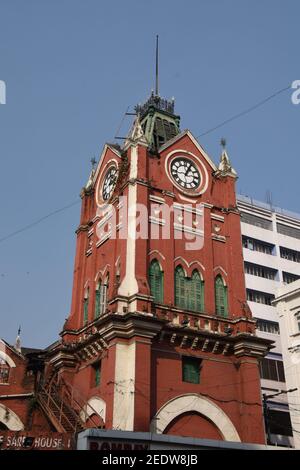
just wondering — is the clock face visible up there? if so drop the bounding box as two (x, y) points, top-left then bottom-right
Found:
(102, 166), (118, 201)
(170, 157), (201, 190)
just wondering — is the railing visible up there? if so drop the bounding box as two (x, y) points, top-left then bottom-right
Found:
(38, 382), (81, 433)
(153, 305), (256, 335)
(57, 377), (102, 429)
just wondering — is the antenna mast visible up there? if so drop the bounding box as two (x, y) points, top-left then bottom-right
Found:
(155, 35), (159, 96)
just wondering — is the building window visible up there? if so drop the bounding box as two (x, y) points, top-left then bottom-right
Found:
(268, 410), (293, 437)
(174, 266), (204, 313)
(244, 262), (277, 280)
(242, 236), (274, 255)
(182, 357), (201, 384)
(255, 319), (280, 334)
(83, 287), (89, 324)
(295, 312), (300, 333)
(0, 359), (9, 384)
(189, 271), (204, 312)
(277, 223), (300, 240)
(280, 246), (300, 263)
(95, 281), (108, 318)
(240, 212), (272, 230)
(93, 362), (101, 387)
(246, 289), (275, 306)
(215, 275), (228, 317)
(282, 271), (300, 284)
(153, 117), (178, 148)
(149, 260), (164, 303)
(259, 358), (285, 382)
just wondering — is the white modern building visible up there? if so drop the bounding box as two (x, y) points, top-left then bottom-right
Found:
(237, 195), (300, 447)
(273, 279), (300, 449)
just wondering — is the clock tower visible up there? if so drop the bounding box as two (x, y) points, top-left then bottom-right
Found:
(44, 87), (272, 443)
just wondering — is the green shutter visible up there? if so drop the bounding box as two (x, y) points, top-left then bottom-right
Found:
(95, 363), (101, 387)
(189, 271), (204, 312)
(182, 358), (200, 384)
(175, 266), (187, 309)
(175, 268), (204, 312)
(215, 276), (228, 317)
(95, 287), (100, 318)
(149, 260), (163, 303)
(83, 289), (89, 323)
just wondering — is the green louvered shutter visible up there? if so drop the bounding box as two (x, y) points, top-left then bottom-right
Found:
(215, 276), (228, 317)
(99, 284), (107, 315)
(189, 271), (204, 312)
(182, 357), (200, 384)
(95, 287), (101, 318)
(149, 260), (163, 303)
(175, 266), (187, 309)
(95, 362), (101, 387)
(83, 289), (89, 324)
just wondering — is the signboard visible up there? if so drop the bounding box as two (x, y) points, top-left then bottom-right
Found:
(0, 431), (73, 450)
(89, 440), (149, 450)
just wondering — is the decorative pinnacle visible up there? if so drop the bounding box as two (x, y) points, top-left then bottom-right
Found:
(220, 137), (226, 149)
(90, 157), (97, 170)
(17, 325), (21, 336)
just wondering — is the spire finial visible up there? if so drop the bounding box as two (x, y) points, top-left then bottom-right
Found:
(155, 35), (159, 96)
(15, 326), (21, 353)
(90, 157), (97, 170)
(220, 137), (226, 149)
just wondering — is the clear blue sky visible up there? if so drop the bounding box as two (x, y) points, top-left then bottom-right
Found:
(0, 0), (299, 348)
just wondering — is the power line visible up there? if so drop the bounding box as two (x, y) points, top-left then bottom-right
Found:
(0, 199), (80, 244)
(197, 84), (291, 138)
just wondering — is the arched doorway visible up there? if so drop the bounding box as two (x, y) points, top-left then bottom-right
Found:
(150, 394), (240, 442)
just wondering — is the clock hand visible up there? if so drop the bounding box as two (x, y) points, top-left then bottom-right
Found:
(184, 163), (192, 176)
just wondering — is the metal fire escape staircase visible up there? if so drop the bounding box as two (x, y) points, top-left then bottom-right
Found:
(38, 377), (101, 434)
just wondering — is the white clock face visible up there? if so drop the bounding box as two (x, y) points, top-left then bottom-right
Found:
(170, 157), (201, 190)
(102, 166), (118, 201)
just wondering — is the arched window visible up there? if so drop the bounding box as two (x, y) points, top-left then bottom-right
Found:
(190, 270), (204, 312)
(0, 359), (9, 384)
(175, 266), (186, 309)
(95, 278), (108, 318)
(83, 287), (89, 324)
(149, 260), (163, 303)
(175, 266), (204, 312)
(215, 275), (228, 317)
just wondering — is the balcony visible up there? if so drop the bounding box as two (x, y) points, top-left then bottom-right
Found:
(277, 234), (300, 253)
(247, 301), (278, 322)
(241, 222), (276, 245)
(152, 305), (256, 336)
(243, 248), (278, 270)
(245, 274), (280, 295)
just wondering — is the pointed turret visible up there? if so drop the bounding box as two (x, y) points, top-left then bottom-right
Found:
(216, 138), (237, 177)
(124, 114), (149, 149)
(15, 326), (21, 353)
(84, 157), (97, 191)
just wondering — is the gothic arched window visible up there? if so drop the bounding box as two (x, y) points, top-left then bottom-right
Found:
(149, 260), (164, 303)
(215, 275), (228, 317)
(83, 287), (89, 324)
(175, 266), (204, 312)
(189, 270), (204, 312)
(95, 277), (108, 318)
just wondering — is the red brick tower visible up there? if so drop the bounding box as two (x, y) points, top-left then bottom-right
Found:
(44, 90), (271, 443)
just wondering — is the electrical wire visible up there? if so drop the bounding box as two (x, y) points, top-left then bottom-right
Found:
(197, 84), (291, 138)
(0, 199), (80, 244)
